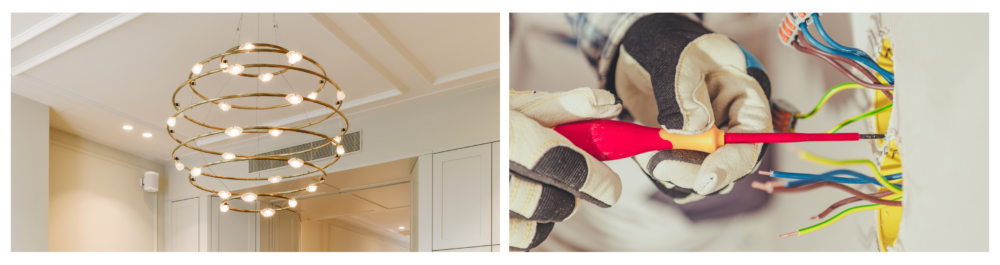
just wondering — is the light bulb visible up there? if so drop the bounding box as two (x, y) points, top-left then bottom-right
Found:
(288, 158), (304, 168)
(269, 129), (283, 136)
(336, 145), (345, 155)
(143, 133), (152, 138)
(220, 62), (228, 69)
(222, 152), (235, 160)
(260, 208), (275, 217)
(307, 184), (318, 192)
(123, 125), (133, 130)
(174, 161), (185, 171)
(333, 135), (341, 143)
(225, 126), (243, 137)
(307, 92), (318, 100)
(240, 43), (255, 50)
(220, 203), (230, 212)
(191, 167), (202, 177)
(218, 190), (231, 199)
(259, 72), (273, 82)
(288, 199), (297, 208)
(268, 175), (282, 183)
(192, 63), (203, 74)
(285, 94), (303, 105)
(167, 117), (176, 127)
(399, 226), (405, 230)
(228, 64), (244, 75)
(241, 192), (257, 202)
(216, 102), (232, 111)
(286, 51), (303, 64)
(337, 90), (346, 101)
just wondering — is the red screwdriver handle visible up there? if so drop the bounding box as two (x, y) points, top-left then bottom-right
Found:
(553, 120), (862, 161)
(553, 120), (724, 161)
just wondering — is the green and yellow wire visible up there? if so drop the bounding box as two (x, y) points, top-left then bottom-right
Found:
(826, 103), (893, 133)
(783, 196), (902, 238)
(796, 83), (867, 120)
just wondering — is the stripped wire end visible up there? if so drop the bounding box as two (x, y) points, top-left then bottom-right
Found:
(779, 231), (799, 238)
(758, 170), (773, 176)
(751, 181), (785, 193)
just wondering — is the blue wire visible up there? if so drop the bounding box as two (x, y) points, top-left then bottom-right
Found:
(799, 22), (895, 84)
(771, 170), (902, 188)
(812, 13), (872, 59)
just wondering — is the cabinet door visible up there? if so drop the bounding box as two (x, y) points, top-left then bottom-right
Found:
(491, 142), (499, 245)
(434, 245), (492, 252)
(209, 197), (257, 252)
(169, 197), (200, 252)
(432, 144), (492, 250)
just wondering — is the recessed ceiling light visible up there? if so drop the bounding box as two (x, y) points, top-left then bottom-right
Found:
(123, 125), (133, 130)
(142, 133), (152, 137)
(399, 226), (405, 230)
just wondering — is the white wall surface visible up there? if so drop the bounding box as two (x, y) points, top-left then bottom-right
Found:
(863, 13), (988, 252)
(11, 93), (50, 252)
(48, 128), (164, 251)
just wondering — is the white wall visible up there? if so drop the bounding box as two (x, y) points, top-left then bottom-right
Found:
(48, 128), (164, 251)
(11, 93), (50, 252)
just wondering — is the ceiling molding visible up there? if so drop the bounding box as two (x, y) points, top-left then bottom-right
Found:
(433, 61), (500, 85)
(12, 13), (143, 76)
(17, 74), (185, 141)
(192, 88), (401, 147)
(11, 13), (77, 49)
(309, 13), (410, 94)
(358, 13), (435, 85)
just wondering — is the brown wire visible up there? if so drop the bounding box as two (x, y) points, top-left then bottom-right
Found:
(796, 38), (895, 100)
(770, 181), (902, 207)
(793, 38), (895, 100)
(813, 190), (897, 219)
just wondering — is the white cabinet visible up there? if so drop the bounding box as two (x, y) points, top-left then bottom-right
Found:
(431, 143), (493, 250)
(268, 207), (300, 252)
(168, 197), (200, 252)
(209, 197), (257, 252)
(491, 142), (499, 245)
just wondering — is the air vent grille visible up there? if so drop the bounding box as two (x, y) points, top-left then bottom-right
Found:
(249, 131), (361, 173)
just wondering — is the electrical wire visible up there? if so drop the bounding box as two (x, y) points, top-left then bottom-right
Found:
(811, 13), (872, 60)
(795, 83), (866, 119)
(798, 150), (902, 194)
(826, 103), (893, 133)
(800, 22), (895, 84)
(793, 39), (895, 96)
(781, 198), (900, 238)
(813, 190), (896, 220)
(763, 169), (902, 188)
(753, 181), (901, 207)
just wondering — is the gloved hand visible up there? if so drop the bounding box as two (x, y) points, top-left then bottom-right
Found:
(509, 87), (623, 252)
(612, 14), (773, 203)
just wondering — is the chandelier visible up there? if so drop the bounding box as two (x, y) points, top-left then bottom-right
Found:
(168, 16), (347, 217)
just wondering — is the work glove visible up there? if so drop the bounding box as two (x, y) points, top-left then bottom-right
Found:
(509, 87), (623, 252)
(612, 14), (773, 203)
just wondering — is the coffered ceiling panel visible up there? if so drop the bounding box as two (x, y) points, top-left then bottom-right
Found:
(12, 13), (499, 163)
(371, 13), (500, 79)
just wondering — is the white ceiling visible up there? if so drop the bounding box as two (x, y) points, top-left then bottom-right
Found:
(11, 13), (500, 163)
